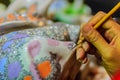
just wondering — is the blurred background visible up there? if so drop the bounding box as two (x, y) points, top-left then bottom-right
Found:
(0, 0), (120, 25)
(0, 0), (120, 80)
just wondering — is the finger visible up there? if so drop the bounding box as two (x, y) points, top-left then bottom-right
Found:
(86, 43), (97, 55)
(82, 57), (88, 64)
(82, 24), (110, 57)
(103, 19), (120, 41)
(87, 11), (106, 25)
(87, 11), (120, 42)
(109, 34), (120, 50)
(82, 41), (90, 52)
(76, 48), (86, 60)
(76, 47), (88, 64)
(82, 42), (100, 58)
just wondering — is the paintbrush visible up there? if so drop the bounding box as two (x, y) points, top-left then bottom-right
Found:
(77, 2), (120, 48)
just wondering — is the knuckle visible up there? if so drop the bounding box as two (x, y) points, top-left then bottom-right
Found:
(104, 48), (115, 60)
(87, 29), (99, 43)
(97, 11), (106, 15)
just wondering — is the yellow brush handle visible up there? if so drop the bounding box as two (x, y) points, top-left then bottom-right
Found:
(94, 2), (120, 29)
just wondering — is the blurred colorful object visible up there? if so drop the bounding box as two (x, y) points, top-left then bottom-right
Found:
(47, 0), (68, 19)
(0, 0), (53, 17)
(0, 0), (55, 35)
(47, 0), (91, 24)
(0, 0), (92, 25)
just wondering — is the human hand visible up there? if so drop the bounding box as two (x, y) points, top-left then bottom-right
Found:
(76, 11), (120, 77)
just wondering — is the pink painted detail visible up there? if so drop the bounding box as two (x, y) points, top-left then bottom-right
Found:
(63, 42), (75, 50)
(30, 63), (42, 80)
(27, 40), (41, 58)
(63, 42), (72, 46)
(47, 39), (60, 46)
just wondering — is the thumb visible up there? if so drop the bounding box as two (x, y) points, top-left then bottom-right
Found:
(81, 24), (110, 57)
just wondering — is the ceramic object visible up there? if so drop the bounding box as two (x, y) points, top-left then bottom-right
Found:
(0, 23), (80, 79)
(0, 23), (80, 41)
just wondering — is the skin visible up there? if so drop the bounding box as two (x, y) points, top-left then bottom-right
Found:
(76, 11), (120, 78)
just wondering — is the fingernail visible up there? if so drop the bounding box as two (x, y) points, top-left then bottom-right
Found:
(82, 57), (88, 64)
(76, 48), (84, 60)
(82, 25), (92, 33)
(78, 59), (82, 63)
(82, 41), (89, 51)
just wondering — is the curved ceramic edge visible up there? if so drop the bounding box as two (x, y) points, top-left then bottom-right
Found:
(0, 22), (80, 42)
